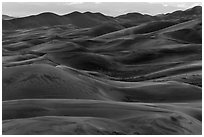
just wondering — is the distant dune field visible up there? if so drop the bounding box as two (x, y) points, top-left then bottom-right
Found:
(2, 6), (202, 135)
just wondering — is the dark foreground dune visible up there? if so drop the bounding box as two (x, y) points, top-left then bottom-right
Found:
(2, 6), (202, 135)
(3, 115), (201, 135)
(2, 99), (202, 135)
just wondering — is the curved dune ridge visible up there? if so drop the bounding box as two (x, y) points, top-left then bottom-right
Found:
(2, 7), (202, 135)
(2, 64), (202, 102)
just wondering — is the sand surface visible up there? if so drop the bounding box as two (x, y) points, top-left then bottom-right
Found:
(2, 7), (202, 135)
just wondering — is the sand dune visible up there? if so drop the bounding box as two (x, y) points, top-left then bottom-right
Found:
(3, 64), (201, 103)
(3, 99), (201, 135)
(2, 6), (202, 135)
